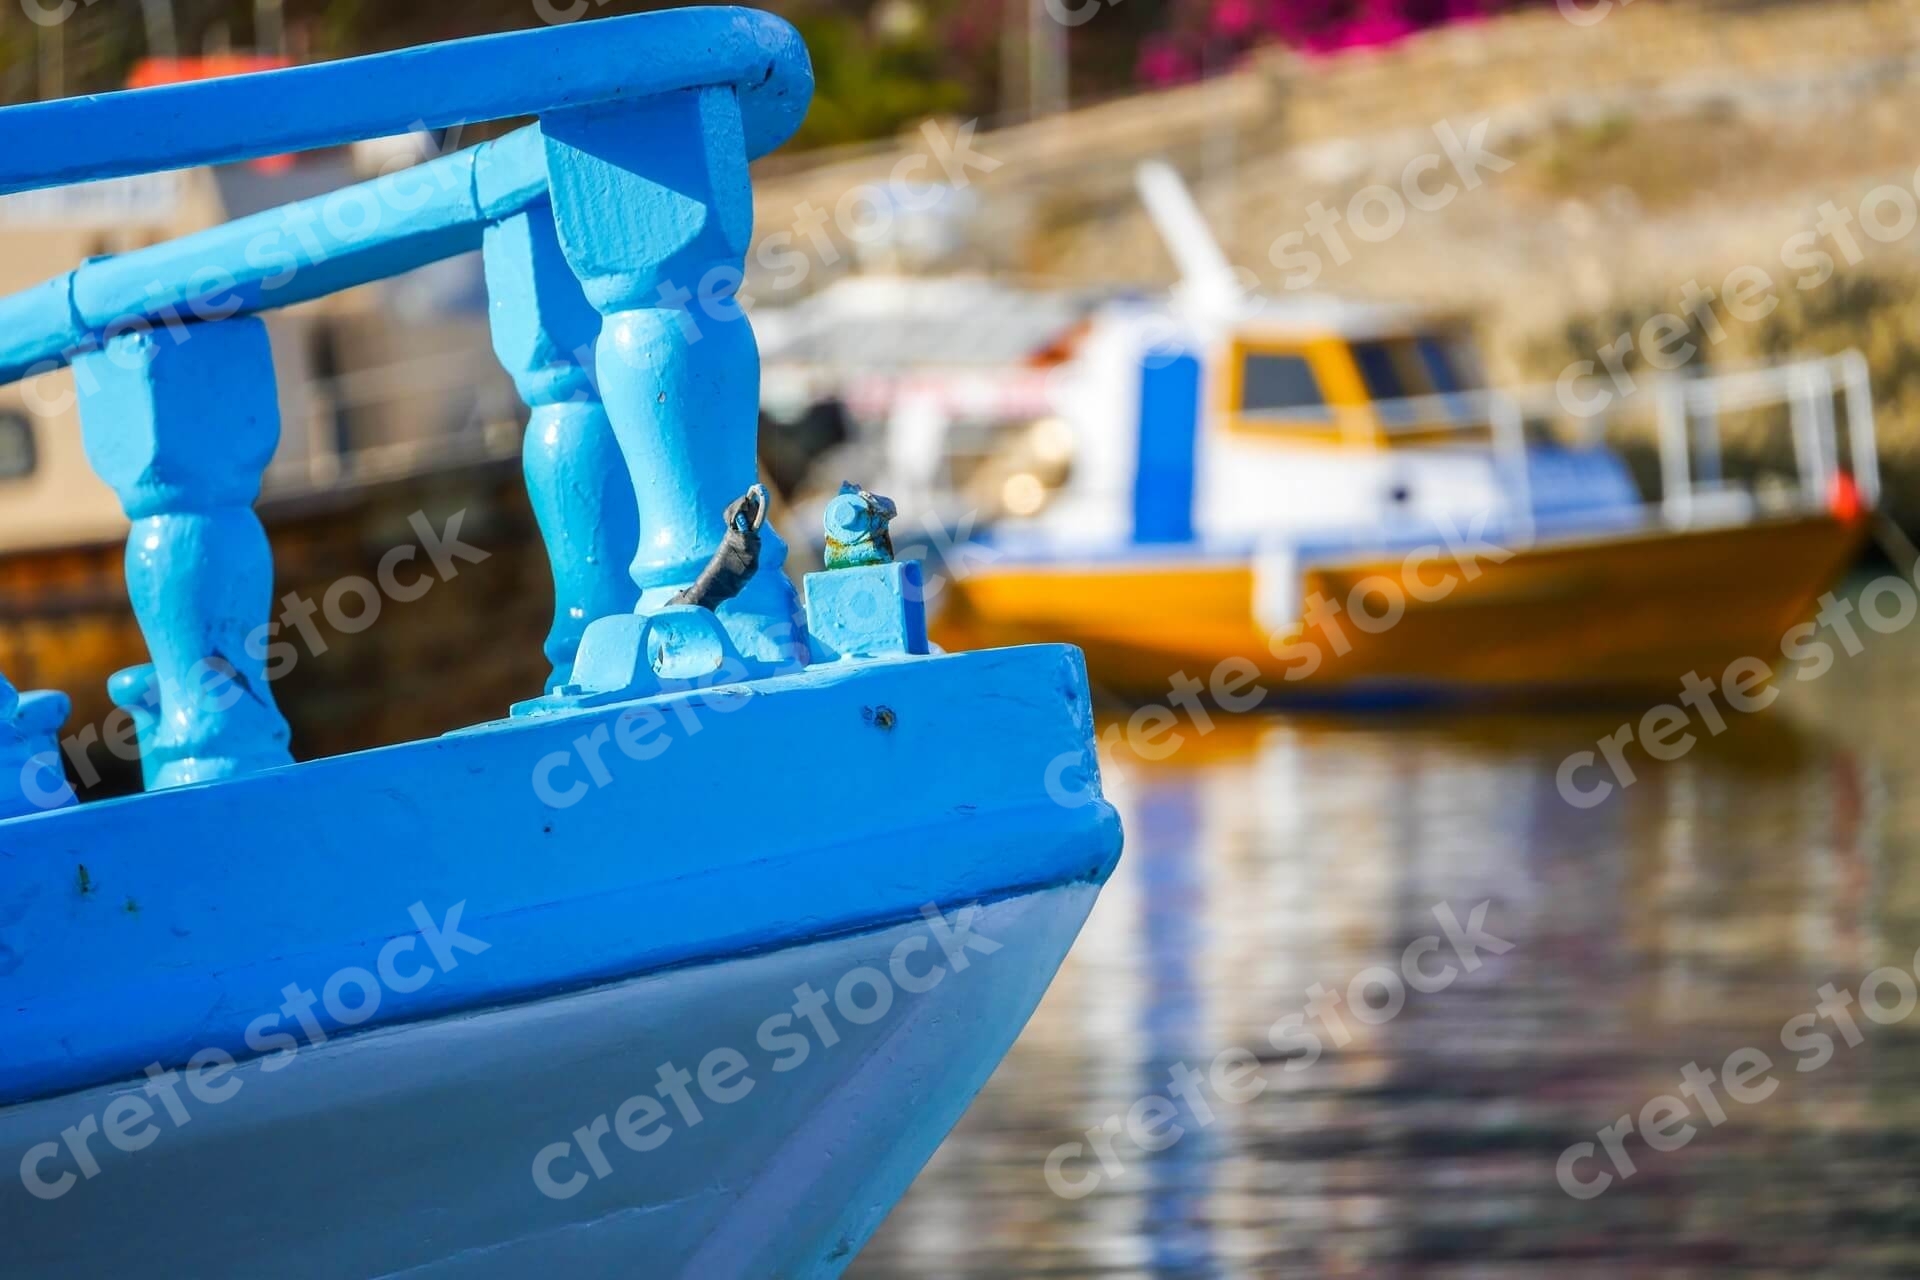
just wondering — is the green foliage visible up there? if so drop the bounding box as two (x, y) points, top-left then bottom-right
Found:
(788, 9), (971, 149)
(0, 0), (985, 145)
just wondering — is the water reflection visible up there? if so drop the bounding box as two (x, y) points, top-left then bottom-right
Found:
(852, 613), (1920, 1277)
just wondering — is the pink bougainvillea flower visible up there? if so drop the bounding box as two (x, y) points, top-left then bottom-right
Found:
(1211, 0), (1261, 39)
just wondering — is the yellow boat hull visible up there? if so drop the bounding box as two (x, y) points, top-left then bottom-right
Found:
(934, 513), (1871, 701)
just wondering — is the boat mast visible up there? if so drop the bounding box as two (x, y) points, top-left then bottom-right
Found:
(1135, 160), (1241, 332)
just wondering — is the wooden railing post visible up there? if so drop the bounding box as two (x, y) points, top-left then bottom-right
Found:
(483, 201), (639, 690)
(75, 318), (293, 788)
(540, 87), (808, 667)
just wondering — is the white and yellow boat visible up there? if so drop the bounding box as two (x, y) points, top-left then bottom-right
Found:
(916, 166), (1878, 702)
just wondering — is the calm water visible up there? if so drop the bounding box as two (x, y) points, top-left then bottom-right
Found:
(851, 573), (1920, 1278)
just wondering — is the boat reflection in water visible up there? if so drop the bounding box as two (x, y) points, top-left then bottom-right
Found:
(854, 616), (1920, 1276)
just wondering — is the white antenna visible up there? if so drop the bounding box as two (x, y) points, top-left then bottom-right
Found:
(1135, 161), (1241, 323)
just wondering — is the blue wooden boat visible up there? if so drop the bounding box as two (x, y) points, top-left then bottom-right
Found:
(0, 11), (1122, 1276)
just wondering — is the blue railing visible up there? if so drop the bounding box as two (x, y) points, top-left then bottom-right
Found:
(0, 7), (826, 812)
(0, 129), (548, 386)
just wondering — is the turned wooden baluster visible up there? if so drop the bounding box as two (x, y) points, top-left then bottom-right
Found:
(76, 318), (292, 788)
(541, 88), (807, 666)
(484, 200), (639, 690)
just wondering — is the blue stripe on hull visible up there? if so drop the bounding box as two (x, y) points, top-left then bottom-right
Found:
(0, 884), (1099, 1278)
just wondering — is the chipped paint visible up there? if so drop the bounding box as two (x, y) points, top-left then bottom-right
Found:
(823, 483), (898, 570)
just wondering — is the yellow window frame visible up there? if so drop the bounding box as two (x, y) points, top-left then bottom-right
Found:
(1218, 335), (1385, 448)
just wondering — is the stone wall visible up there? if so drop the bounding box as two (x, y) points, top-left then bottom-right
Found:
(750, 0), (1920, 520)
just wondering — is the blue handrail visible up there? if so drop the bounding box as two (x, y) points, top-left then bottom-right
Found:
(0, 7), (812, 387)
(0, 7), (809, 193)
(0, 129), (547, 386)
(0, 6), (821, 812)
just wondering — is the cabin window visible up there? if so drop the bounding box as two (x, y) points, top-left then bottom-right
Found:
(1416, 336), (1465, 395)
(1352, 341), (1410, 400)
(0, 412), (35, 480)
(1352, 339), (1426, 426)
(1416, 335), (1485, 422)
(1239, 353), (1329, 420)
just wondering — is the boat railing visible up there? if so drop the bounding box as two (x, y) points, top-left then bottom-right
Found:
(1367, 351), (1876, 532)
(271, 347), (524, 494)
(0, 8), (820, 809)
(1656, 351), (1878, 525)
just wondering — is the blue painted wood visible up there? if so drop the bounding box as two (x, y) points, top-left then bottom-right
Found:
(484, 202), (638, 689)
(543, 88), (809, 668)
(107, 664), (161, 790)
(806, 563), (931, 662)
(0, 276), (88, 390)
(0, 643), (1119, 1106)
(0, 128), (549, 388)
(548, 604), (782, 710)
(75, 320), (292, 788)
(0, 8), (811, 195)
(0, 884), (1098, 1278)
(0, 677), (73, 818)
(0, 24), (1125, 1276)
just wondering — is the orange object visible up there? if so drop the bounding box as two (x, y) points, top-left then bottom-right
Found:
(125, 58), (297, 173)
(1828, 470), (1865, 522)
(124, 55), (292, 89)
